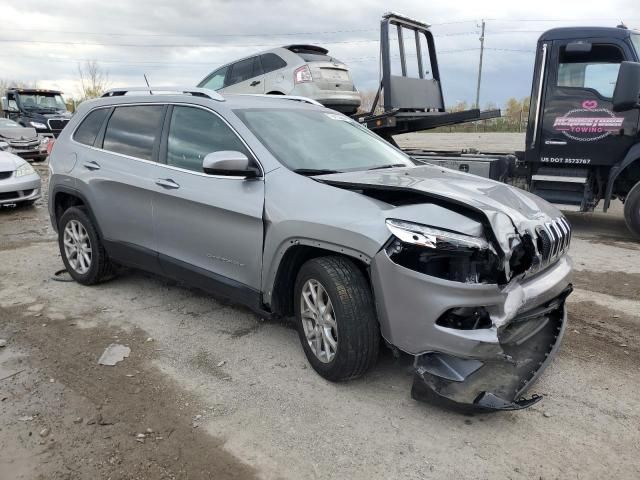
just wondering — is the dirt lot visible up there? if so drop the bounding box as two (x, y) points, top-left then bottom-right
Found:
(1, 137), (639, 479)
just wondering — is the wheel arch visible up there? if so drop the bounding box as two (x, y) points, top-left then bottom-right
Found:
(267, 241), (372, 317)
(604, 144), (640, 210)
(51, 186), (102, 239)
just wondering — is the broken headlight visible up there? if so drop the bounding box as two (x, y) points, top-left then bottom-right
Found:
(385, 219), (501, 284)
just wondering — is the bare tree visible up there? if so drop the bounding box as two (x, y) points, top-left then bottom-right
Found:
(357, 89), (384, 115)
(78, 60), (109, 100)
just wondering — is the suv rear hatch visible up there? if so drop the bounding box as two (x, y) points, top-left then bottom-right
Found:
(286, 45), (355, 92)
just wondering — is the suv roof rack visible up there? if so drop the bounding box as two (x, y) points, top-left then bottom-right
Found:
(101, 86), (224, 101)
(236, 94), (323, 107)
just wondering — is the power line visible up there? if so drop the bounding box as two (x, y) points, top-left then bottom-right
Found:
(0, 27), (378, 38)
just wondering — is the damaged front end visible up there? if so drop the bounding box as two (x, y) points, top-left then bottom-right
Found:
(371, 214), (573, 412)
(412, 286), (571, 411)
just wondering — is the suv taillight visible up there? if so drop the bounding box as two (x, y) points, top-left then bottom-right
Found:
(294, 65), (313, 84)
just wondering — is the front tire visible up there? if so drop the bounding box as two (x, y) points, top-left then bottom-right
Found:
(624, 181), (640, 239)
(294, 256), (379, 381)
(58, 206), (114, 285)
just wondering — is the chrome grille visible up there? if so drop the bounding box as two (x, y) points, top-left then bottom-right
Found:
(536, 217), (571, 268)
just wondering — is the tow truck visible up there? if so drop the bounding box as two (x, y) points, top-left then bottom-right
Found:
(358, 13), (640, 238)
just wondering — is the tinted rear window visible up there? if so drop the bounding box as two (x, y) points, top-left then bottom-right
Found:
(102, 105), (164, 161)
(74, 108), (109, 146)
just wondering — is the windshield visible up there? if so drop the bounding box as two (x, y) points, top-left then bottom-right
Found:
(234, 109), (413, 173)
(632, 34), (640, 59)
(18, 93), (66, 111)
(0, 118), (20, 128)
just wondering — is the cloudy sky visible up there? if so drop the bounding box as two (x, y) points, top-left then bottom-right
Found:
(3, 0), (639, 107)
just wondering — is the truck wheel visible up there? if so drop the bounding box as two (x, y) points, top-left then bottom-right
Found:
(624, 181), (640, 238)
(58, 206), (114, 285)
(294, 256), (380, 381)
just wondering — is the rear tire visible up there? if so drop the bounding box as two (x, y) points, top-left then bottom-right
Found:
(58, 206), (114, 285)
(624, 181), (640, 238)
(294, 256), (379, 381)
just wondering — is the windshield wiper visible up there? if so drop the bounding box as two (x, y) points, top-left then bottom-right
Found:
(367, 163), (408, 171)
(293, 168), (342, 176)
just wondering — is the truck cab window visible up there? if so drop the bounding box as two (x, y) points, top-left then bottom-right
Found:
(557, 44), (624, 98)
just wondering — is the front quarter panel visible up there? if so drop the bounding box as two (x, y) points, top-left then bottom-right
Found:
(261, 168), (392, 303)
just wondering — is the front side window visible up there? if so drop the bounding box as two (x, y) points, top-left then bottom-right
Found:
(166, 106), (249, 172)
(200, 66), (228, 91)
(234, 108), (413, 173)
(227, 57), (261, 86)
(74, 108), (110, 146)
(102, 105), (164, 160)
(557, 44), (624, 98)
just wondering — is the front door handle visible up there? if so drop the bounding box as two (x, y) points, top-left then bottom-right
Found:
(155, 178), (180, 189)
(83, 161), (101, 171)
(544, 140), (567, 146)
(250, 80), (261, 87)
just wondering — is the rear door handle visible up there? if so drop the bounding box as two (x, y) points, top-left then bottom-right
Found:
(83, 161), (101, 171)
(250, 80), (261, 86)
(155, 178), (180, 189)
(544, 140), (567, 146)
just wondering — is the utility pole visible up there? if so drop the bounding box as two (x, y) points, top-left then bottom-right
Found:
(475, 19), (485, 109)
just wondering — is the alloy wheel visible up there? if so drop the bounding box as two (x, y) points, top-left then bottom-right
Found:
(63, 220), (92, 274)
(300, 279), (338, 363)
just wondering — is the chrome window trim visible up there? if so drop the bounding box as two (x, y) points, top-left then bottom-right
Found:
(70, 101), (265, 180)
(530, 43), (548, 150)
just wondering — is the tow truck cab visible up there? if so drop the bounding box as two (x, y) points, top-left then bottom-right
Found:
(1, 88), (72, 138)
(525, 27), (640, 215)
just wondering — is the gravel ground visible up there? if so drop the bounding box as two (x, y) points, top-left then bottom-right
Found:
(1, 137), (639, 479)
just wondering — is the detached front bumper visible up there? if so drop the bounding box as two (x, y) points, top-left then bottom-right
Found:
(371, 251), (573, 411)
(412, 290), (570, 411)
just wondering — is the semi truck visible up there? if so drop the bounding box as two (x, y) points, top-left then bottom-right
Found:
(1, 88), (72, 138)
(358, 13), (640, 238)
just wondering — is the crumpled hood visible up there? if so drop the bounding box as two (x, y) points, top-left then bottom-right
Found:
(0, 127), (38, 141)
(316, 164), (563, 253)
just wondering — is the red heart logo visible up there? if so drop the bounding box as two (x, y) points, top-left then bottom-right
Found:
(582, 100), (598, 110)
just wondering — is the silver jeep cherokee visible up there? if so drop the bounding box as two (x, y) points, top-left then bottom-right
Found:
(48, 87), (572, 411)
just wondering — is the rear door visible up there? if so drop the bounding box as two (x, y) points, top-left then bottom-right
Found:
(221, 56), (266, 94)
(76, 104), (165, 271)
(537, 39), (639, 167)
(151, 105), (265, 302)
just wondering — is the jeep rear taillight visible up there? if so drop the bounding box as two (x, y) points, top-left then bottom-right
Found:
(294, 65), (313, 84)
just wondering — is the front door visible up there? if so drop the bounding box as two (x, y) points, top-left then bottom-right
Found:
(220, 56), (266, 95)
(538, 39), (640, 168)
(152, 105), (265, 304)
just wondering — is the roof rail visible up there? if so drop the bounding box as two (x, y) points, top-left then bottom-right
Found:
(236, 94), (323, 107)
(101, 86), (224, 101)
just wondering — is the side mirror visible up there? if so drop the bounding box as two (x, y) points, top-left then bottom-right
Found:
(1, 98), (17, 113)
(202, 151), (259, 178)
(612, 61), (640, 112)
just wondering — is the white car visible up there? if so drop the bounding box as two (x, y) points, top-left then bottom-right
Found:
(0, 151), (41, 207)
(198, 45), (361, 114)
